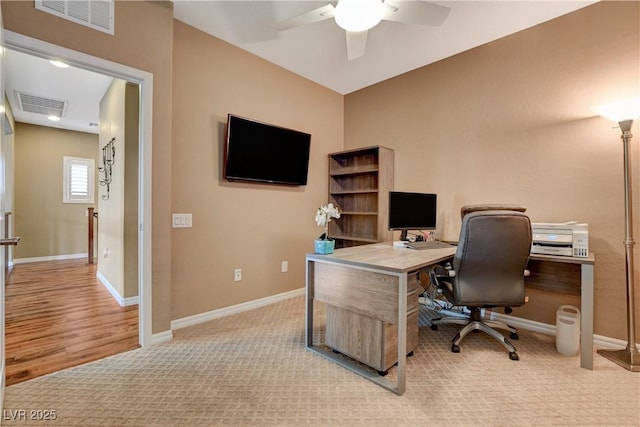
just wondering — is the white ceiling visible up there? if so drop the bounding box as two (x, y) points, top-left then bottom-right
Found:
(5, 49), (113, 134)
(3, 0), (597, 134)
(172, 0), (597, 95)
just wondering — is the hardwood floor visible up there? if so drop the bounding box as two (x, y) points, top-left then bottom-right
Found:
(5, 259), (139, 385)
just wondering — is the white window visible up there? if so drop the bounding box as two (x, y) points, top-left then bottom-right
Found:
(63, 156), (95, 204)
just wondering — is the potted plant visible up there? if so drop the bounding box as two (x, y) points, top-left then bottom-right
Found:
(314, 203), (341, 254)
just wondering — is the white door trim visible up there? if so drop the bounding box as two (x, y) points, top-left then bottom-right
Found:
(2, 30), (153, 347)
(0, 4), (7, 409)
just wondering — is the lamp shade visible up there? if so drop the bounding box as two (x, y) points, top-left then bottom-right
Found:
(591, 97), (640, 123)
(334, 0), (385, 32)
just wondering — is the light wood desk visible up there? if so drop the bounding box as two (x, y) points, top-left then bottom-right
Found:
(305, 243), (456, 395)
(306, 243), (596, 395)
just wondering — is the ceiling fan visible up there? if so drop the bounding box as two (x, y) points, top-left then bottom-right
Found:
(273, 0), (451, 60)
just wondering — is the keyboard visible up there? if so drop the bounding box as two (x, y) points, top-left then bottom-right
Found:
(405, 240), (454, 250)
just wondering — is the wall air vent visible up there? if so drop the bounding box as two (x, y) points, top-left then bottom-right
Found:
(36, 0), (114, 35)
(16, 91), (67, 118)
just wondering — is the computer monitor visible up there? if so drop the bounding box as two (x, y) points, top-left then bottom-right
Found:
(389, 191), (437, 241)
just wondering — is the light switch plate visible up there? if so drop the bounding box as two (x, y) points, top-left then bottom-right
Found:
(172, 213), (192, 228)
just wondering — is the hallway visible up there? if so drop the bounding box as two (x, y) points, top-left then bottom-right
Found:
(5, 259), (139, 385)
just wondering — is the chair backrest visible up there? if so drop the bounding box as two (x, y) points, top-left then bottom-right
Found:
(460, 204), (527, 219)
(451, 206), (532, 307)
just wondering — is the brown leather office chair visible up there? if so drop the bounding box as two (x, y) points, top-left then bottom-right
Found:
(429, 205), (532, 360)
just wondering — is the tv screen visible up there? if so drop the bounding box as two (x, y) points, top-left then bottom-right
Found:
(389, 191), (437, 239)
(223, 114), (311, 186)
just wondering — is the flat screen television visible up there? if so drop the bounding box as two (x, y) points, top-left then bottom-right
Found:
(223, 114), (311, 186)
(389, 191), (437, 241)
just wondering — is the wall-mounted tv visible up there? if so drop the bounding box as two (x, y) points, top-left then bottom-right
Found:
(223, 114), (311, 186)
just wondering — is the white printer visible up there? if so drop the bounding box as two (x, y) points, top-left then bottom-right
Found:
(531, 222), (589, 257)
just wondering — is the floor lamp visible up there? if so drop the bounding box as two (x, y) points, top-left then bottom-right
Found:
(592, 97), (640, 372)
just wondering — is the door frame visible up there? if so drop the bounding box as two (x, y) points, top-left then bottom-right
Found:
(2, 31), (153, 347)
(0, 4), (6, 408)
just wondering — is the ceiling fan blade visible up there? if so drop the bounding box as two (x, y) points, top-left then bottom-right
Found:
(345, 30), (368, 61)
(382, 0), (450, 26)
(272, 3), (336, 31)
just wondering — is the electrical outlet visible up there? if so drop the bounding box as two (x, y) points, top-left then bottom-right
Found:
(234, 268), (242, 282)
(281, 261), (288, 273)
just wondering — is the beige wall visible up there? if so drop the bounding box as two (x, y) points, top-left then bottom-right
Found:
(97, 79), (126, 298)
(344, 2), (640, 339)
(4, 1), (639, 341)
(13, 123), (98, 259)
(2, 1), (343, 327)
(170, 21), (344, 319)
(2, 0), (174, 333)
(96, 80), (139, 301)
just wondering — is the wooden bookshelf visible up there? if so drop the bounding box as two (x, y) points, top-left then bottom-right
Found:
(328, 146), (394, 248)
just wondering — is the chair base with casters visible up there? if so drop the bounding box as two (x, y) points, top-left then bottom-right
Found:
(430, 307), (521, 360)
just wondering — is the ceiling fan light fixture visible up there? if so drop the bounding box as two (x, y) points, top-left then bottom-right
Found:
(335, 0), (385, 32)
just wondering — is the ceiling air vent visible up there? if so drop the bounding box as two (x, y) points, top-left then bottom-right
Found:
(16, 91), (67, 118)
(35, 0), (114, 35)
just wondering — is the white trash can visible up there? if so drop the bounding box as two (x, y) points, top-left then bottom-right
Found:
(556, 305), (580, 356)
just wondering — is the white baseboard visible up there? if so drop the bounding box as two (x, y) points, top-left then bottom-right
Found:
(154, 290), (636, 352)
(151, 330), (173, 345)
(122, 296), (140, 306)
(489, 312), (633, 350)
(96, 271), (139, 307)
(13, 253), (87, 264)
(171, 287), (305, 331)
(489, 311), (556, 335)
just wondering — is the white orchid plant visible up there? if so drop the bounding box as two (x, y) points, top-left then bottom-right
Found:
(315, 203), (341, 240)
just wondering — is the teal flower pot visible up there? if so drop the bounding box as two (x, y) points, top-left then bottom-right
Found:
(314, 239), (335, 254)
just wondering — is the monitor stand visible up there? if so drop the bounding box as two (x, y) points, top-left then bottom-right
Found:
(397, 230), (425, 243)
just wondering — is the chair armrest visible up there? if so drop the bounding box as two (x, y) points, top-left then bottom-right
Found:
(433, 265), (455, 277)
(429, 264), (456, 287)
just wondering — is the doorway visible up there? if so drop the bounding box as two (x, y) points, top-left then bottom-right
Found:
(1, 31), (152, 383)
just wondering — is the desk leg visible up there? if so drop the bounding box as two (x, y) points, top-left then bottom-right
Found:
(306, 259), (315, 348)
(397, 273), (408, 395)
(581, 263), (594, 370)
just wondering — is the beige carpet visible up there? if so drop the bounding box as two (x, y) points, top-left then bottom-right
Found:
(3, 295), (639, 426)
